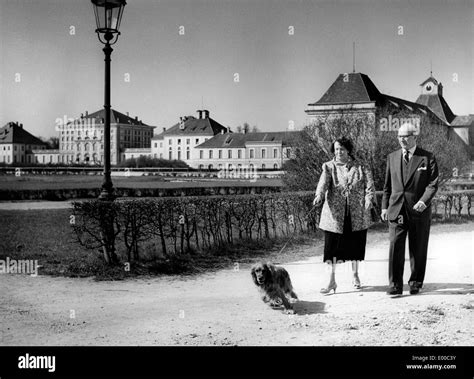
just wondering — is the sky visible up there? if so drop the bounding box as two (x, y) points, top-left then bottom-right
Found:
(0, 0), (473, 139)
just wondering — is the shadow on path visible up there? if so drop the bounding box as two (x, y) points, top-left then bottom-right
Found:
(293, 300), (326, 315)
(359, 282), (473, 295)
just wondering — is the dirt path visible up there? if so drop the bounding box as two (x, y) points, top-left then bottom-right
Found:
(1, 223), (472, 346)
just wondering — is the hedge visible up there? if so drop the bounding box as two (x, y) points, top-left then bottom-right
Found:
(71, 190), (473, 265)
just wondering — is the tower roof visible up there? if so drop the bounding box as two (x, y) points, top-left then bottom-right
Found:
(308, 73), (382, 105)
(419, 76), (439, 86)
(415, 93), (456, 124)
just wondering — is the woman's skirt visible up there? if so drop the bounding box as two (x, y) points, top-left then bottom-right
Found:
(323, 204), (367, 263)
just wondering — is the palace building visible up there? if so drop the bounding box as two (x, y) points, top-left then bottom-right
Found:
(0, 122), (47, 164)
(58, 109), (156, 165)
(305, 72), (472, 158)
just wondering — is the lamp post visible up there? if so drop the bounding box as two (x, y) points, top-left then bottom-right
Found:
(91, 0), (126, 201)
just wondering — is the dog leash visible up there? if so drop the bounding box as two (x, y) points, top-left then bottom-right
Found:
(276, 204), (320, 255)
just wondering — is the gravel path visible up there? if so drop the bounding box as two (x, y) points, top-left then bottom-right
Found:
(0, 223), (472, 346)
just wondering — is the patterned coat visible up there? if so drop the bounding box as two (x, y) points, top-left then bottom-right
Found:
(315, 158), (375, 233)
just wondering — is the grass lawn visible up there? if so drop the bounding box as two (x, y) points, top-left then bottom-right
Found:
(0, 175), (282, 191)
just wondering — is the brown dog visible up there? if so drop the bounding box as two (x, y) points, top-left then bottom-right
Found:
(251, 262), (298, 311)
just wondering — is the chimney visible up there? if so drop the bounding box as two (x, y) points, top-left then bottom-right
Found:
(163, 127), (166, 132)
(135, 116), (138, 121)
(126, 112), (129, 116)
(203, 109), (209, 119)
(20, 123), (23, 128)
(80, 113), (84, 118)
(85, 111), (88, 116)
(197, 110), (203, 119)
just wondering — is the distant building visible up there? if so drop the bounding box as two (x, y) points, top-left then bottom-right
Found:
(305, 72), (471, 158)
(148, 109), (228, 163)
(58, 109), (156, 165)
(194, 131), (299, 170)
(0, 122), (47, 164)
(415, 76), (474, 158)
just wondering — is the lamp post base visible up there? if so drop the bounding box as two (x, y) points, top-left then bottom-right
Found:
(98, 181), (115, 201)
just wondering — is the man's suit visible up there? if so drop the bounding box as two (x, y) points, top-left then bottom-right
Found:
(382, 146), (439, 288)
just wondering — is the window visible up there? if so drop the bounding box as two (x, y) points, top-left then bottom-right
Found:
(178, 139), (181, 145)
(14, 145), (17, 151)
(178, 151), (181, 160)
(169, 151), (172, 160)
(238, 149), (242, 159)
(169, 139), (172, 145)
(154, 143), (157, 148)
(218, 150), (222, 159)
(228, 150), (232, 159)
(200, 150), (204, 159)
(209, 150), (213, 159)
(186, 151), (190, 160)
(160, 142), (163, 148)
(262, 164), (266, 169)
(273, 163), (278, 169)
(273, 148), (278, 158)
(261, 148), (266, 159)
(186, 139), (190, 145)
(195, 139), (199, 144)
(250, 149), (254, 159)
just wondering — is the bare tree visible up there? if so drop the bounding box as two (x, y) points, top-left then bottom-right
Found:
(282, 106), (469, 191)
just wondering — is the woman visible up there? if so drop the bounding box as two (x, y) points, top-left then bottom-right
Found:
(313, 137), (375, 293)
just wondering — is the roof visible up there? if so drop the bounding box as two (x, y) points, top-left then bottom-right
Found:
(415, 93), (456, 124)
(0, 122), (47, 146)
(195, 131), (302, 149)
(152, 115), (228, 139)
(308, 73), (382, 105)
(419, 76), (439, 86)
(380, 95), (448, 125)
(451, 115), (474, 128)
(68, 109), (153, 127)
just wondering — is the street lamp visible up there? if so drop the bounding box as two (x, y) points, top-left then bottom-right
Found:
(91, 0), (126, 201)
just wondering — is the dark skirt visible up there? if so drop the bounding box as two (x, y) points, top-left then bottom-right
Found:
(323, 203), (367, 263)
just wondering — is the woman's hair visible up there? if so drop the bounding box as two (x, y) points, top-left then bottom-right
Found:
(330, 137), (355, 159)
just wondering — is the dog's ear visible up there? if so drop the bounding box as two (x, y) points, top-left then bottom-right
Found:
(250, 266), (259, 286)
(264, 263), (273, 281)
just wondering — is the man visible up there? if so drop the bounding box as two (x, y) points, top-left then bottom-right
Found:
(381, 122), (439, 295)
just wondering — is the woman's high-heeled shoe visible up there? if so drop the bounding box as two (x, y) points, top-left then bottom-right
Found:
(320, 276), (337, 294)
(320, 282), (337, 294)
(353, 274), (361, 289)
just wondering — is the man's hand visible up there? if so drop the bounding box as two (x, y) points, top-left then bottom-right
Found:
(413, 201), (427, 212)
(381, 209), (388, 221)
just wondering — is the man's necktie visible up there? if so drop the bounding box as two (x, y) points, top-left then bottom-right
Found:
(403, 150), (409, 164)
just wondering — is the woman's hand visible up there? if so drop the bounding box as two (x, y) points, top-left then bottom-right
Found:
(313, 195), (323, 206)
(365, 198), (373, 210)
